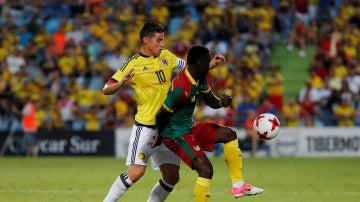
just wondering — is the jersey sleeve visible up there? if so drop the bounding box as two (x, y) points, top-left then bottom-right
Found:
(200, 76), (211, 94)
(175, 58), (186, 70)
(162, 87), (185, 113)
(110, 58), (132, 82)
(163, 49), (186, 70)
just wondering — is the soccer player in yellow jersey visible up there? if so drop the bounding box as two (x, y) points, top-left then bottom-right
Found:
(102, 22), (225, 202)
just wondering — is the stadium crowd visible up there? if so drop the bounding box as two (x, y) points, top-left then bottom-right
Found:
(0, 0), (360, 135)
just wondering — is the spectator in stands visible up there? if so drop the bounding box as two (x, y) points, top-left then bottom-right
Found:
(236, 95), (258, 127)
(18, 25), (34, 48)
(345, 66), (360, 95)
(332, 56), (348, 80)
(66, 22), (85, 46)
(294, 0), (310, 25)
(239, 109), (264, 157)
(266, 65), (284, 112)
(101, 104), (117, 129)
(334, 98), (355, 127)
(349, 5), (360, 29)
(299, 82), (320, 103)
(21, 97), (38, 157)
(57, 91), (76, 130)
(257, 98), (277, 115)
(241, 45), (261, 74)
(276, 0), (295, 41)
(328, 68), (343, 91)
(282, 96), (301, 127)
(243, 70), (263, 101)
(286, 17), (308, 57)
(299, 92), (318, 125)
(203, 0), (224, 28)
(307, 68), (324, 89)
(6, 45), (26, 75)
(47, 70), (63, 96)
(338, 0), (355, 22)
(236, 8), (251, 41)
(83, 106), (101, 131)
(170, 34), (190, 59)
(77, 82), (96, 112)
(149, 0), (169, 25)
(107, 47), (128, 72)
(317, 78), (335, 126)
(52, 25), (67, 56)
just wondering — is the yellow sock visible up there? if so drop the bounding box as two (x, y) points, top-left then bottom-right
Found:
(224, 139), (243, 183)
(194, 177), (211, 202)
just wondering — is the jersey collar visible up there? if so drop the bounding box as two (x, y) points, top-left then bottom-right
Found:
(185, 67), (198, 86)
(139, 52), (151, 58)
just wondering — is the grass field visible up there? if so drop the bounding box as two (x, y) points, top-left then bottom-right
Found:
(1, 157), (359, 202)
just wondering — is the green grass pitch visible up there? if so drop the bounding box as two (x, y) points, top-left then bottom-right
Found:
(0, 157), (359, 202)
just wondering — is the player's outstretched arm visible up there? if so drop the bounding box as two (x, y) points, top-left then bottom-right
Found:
(102, 69), (135, 95)
(203, 91), (232, 109)
(209, 54), (225, 69)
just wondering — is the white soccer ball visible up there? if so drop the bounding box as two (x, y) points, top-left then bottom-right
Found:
(252, 113), (280, 140)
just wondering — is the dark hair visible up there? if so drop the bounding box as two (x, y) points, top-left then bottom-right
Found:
(187, 45), (210, 66)
(139, 22), (165, 41)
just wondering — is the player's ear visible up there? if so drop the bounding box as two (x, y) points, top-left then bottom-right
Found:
(143, 36), (150, 44)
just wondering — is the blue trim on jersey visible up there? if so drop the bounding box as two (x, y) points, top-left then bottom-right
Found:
(131, 126), (142, 164)
(177, 59), (186, 69)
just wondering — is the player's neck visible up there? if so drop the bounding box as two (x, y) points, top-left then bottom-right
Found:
(187, 67), (200, 81)
(140, 47), (152, 57)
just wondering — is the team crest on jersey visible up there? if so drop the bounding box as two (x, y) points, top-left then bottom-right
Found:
(143, 66), (148, 71)
(161, 58), (168, 66)
(185, 91), (189, 98)
(193, 145), (200, 152)
(138, 153), (145, 160)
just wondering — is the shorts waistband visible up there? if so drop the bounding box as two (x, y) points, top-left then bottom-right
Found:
(135, 121), (156, 129)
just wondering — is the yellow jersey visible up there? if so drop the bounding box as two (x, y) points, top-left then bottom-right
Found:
(111, 49), (185, 125)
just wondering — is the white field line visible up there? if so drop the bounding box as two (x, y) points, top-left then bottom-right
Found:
(0, 189), (104, 194)
(280, 192), (360, 196)
(1, 190), (360, 196)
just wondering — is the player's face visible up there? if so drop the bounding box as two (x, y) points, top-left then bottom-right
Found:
(199, 53), (212, 77)
(148, 32), (165, 57)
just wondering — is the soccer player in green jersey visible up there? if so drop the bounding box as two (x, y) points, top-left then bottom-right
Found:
(154, 45), (263, 201)
(102, 22), (225, 202)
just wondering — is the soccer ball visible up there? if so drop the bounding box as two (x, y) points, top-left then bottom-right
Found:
(253, 113), (280, 140)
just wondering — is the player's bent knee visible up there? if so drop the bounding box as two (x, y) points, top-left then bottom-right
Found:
(127, 165), (146, 182)
(160, 163), (180, 185)
(229, 129), (237, 140)
(196, 166), (213, 179)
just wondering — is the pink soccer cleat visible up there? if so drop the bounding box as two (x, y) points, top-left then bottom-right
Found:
(232, 183), (263, 198)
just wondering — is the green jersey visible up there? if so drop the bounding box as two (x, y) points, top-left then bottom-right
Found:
(160, 68), (211, 138)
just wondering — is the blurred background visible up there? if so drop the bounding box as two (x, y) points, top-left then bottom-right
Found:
(0, 0), (359, 158)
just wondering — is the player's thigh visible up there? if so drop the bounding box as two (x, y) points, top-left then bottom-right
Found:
(151, 143), (181, 170)
(193, 122), (219, 151)
(162, 135), (206, 168)
(126, 125), (157, 166)
(213, 125), (236, 143)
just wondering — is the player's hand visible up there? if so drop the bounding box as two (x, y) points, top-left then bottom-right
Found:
(149, 134), (162, 148)
(220, 94), (232, 108)
(209, 54), (225, 69)
(122, 69), (135, 86)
